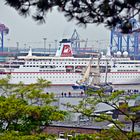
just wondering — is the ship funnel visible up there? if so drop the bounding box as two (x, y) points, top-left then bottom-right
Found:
(27, 48), (32, 57)
(55, 39), (73, 57)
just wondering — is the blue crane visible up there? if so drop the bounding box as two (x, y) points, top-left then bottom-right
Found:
(0, 23), (9, 52)
(110, 18), (140, 59)
(71, 29), (80, 53)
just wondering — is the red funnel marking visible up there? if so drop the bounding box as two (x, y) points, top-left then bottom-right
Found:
(61, 44), (72, 57)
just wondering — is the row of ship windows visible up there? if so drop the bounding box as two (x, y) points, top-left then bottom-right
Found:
(117, 70), (138, 72)
(12, 73), (77, 75)
(12, 73), (140, 76)
(11, 76), (81, 79)
(111, 76), (140, 78)
(25, 58), (130, 62)
(26, 62), (88, 65)
(26, 62), (110, 65)
(25, 59), (90, 61)
(39, 70), (65, 72)
(102, 76), (140, 78)
(11, 76), (140, 79)
(25, 60), (90, 62)
(23, 65), (65, 68)
(118, 66), (136, 68)
(112, 72), (139, 74)
(24, 63), (140, 68)
(23, 65), (138, 69)
(21, 59), (140, 65)
(118, 66), (140, 68)
(118, 62), (140, 64)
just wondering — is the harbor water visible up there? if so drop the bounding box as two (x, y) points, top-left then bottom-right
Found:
(1, 84), (140, 97)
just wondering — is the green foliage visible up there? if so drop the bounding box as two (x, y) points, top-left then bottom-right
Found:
(4, 0), (140, 31)
(66, 89), (140, 140)
(0, 131), (55, 140)
(0, 77), (66, 138)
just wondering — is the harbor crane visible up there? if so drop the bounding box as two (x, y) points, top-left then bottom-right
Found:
(0, 23), (9, 52)
(70, 29), (80, 52)
(110, 18), (140, 59)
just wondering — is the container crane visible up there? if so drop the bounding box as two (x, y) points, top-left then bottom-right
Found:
(70, 29), (80, 52)
(0, 23), (9, 52)
(110, 18), (140, 59)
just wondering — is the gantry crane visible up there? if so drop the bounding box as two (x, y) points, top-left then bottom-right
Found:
(110, 18), (140, 59)
(0, 23), (9, 52)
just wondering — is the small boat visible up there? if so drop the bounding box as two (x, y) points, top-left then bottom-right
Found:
(72, 55), (94, 90)
(72, 54), (113, 92)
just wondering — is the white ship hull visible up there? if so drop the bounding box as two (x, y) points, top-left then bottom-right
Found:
(4, 72), (82, 85)
(1, 72), (140, 85)
(100, 72), (140, 85)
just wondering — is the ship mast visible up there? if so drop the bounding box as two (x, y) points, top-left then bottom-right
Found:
(90, 54), (101, 85)
(77, 53), (100, 86)
(78, 56), (93, 84)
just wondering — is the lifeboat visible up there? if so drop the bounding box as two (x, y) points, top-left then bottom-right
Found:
(66, 66), (73, 69)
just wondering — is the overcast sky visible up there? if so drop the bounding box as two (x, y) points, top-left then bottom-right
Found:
(0, 1), (110, 49)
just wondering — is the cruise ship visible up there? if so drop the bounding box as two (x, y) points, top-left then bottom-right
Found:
(0, 39), (140, 85)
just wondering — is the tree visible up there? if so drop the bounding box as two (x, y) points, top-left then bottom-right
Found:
(66, 89), (140, 140)
(0, 131), (56, 140)
(3, 0), (140, 32)
(0, 76), (67, 139)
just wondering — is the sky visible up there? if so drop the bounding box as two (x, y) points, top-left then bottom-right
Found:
(0, 1), (111, 50)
